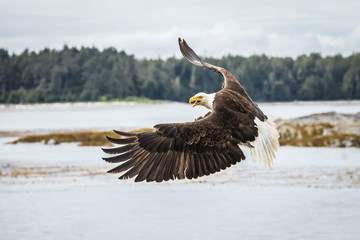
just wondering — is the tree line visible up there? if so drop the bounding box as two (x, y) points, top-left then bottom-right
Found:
(0, 45), (359, 103)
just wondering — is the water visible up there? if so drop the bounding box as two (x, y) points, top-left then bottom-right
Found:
(1, 185), (359, 240)
(1, 140), (359, 189)
(0, 102), (209, 132)
(0, 101), (359, 132)
(0, 102), (360, 240)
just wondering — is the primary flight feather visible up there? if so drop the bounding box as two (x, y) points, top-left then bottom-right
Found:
(102, 38), (280, 182)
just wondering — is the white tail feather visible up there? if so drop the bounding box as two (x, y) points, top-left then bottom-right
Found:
(250, 116), (280, 167)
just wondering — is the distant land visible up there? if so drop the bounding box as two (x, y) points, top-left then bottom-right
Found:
(8, 112), (360, 148)
(0, 46), (359, 104)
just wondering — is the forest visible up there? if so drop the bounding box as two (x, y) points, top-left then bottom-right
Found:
(0, 45), (359, 103)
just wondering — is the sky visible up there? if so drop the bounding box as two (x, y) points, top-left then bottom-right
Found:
(0, 0), (359, 59)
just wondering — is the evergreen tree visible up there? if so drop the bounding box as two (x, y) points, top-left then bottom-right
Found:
(0, 46), (359, 103)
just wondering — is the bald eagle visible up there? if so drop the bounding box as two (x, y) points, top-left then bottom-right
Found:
(102, 38), (280, 182)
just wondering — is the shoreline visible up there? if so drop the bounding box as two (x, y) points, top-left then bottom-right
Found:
(1, 100), (360, 110)
(4, 112), (360, 148)
(0, 100), (173, 110)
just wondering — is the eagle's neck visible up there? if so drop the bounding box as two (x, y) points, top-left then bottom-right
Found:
(204, 93), (216, 110)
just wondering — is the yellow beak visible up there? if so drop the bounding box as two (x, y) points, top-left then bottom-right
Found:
(189, 96), (202, 108)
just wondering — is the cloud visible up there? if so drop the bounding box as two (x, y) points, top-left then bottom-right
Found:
(1, 0), (360, 58)
(266, 26), (360, 57)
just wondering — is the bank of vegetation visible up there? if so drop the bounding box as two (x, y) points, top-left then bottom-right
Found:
(1, 46), (359, 103)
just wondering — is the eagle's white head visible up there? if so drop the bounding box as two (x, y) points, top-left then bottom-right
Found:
(189, 92), (216, 110)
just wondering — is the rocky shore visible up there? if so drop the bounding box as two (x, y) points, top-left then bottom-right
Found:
(276, 112), (360, 147)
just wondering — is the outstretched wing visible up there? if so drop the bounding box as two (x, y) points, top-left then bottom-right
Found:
(179, 38), (267, 121)
(102, 113), (249, 182)
(179, 38), (242, 91)
(178, 38), (223, 73)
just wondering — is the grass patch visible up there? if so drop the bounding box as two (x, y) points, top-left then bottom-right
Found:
(9, 129), (153, 146)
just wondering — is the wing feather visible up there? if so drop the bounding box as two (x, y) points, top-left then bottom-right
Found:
(177, 152), (186, 179)
(102, 151), (134, 163)
(146, 153), (164, 182)
(102, 143), (136, 154)
(113, 130), (137, 137)
(205, 153), (217, 174)
(156, 151), (169, 182)
(213, 152), (227, 170)
(186, 154), (196, 179)
(199, 154), (210, 176)
(105, 135), (136, 145)
(108, 150), (143, 174)
(163, 151), (175, 181)
(194, 154), (204, 177)
(119, 151), (150, 180)
(135, 152), (157, 182)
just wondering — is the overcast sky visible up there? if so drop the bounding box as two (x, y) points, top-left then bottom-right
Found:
(0, 0), (359, 59)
